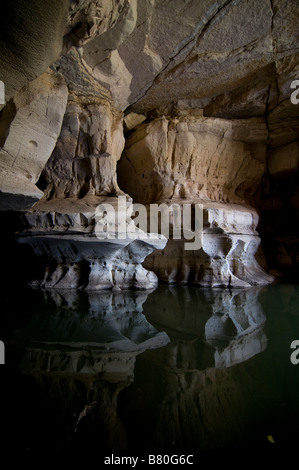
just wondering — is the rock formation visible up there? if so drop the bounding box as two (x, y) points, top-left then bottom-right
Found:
(119, 115), (273, 286)
(17, 202), (166, 290)
(0, 71), (68, 205)
(0, 0), (298, 288)
(0, 0), (69, 109)
(119, 116), (267, 204)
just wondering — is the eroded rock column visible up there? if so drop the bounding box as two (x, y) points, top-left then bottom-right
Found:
(16, 91), (166, 290)
(118, 114), (274, 287)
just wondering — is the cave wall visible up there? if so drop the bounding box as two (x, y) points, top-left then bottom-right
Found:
(0, 0), (69, 110)
(118, 116), (267, 204)
(0, 0), (299, 288)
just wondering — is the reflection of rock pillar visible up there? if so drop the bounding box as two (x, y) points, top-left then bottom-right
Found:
(143, 285), (267, 368)
(119, 287), (268, 451)
(214, 326), (267, 369)
(13, 288), (170, 377)
(205, 310), (267, 368)
(205, 312), (238, 348)
(11, 288), (170, 452)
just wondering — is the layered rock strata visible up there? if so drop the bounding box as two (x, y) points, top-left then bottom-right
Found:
(143, 201), (273, 288)
(17, 197), (166, 291)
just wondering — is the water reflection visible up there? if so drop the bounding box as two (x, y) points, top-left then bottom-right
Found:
(3, 283), (299, 455)
(120, 284), (299, 453)
(4, 288), (169, 454)
(117, 286), (268, 452)
(13, 289), (169, 381)
(143, 286), (267, 368)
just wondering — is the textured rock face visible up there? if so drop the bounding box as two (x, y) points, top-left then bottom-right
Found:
(51, 0), (298, 119)
(0, 0), (69, 109)
(82, 0), (138, 110)
(143, 202), (273, 288)
(118, 0), (297, 115)
(11, 84), (166, 290)
(1, 0), (298, 115)
(13, 78), (167, 291)
(0, 71), (68, 207)
(40, 96), (125, 199)
(118, 116), (267, 204)
(17, 197), (166, 290)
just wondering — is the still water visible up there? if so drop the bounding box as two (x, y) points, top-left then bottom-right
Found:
(1, 282), (299, 458)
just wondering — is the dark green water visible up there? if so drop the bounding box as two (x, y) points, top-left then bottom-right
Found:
(1, 282), (299, 460)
